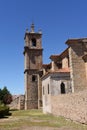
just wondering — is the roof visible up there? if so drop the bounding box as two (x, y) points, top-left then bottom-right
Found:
(41, 68), (70, 79)
(66, 38), (87, 45)
(50, 55), (59, 60)
(42, 63), (51, 69)
(82, 54), (87, 62)
(54, 68), (70, 73)
(50, 47), (69, 61)
(59, 47), (69, 58)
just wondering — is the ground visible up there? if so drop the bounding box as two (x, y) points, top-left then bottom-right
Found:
(0, 109), (87, 130)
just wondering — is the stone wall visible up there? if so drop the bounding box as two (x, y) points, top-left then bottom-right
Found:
(9, 95), (25, 110)
(42, 72), (71, 114)
(38, 75), (42, 108)
(62, 57), (69, 68)
(85, 62), (87, 80)
(51, 90), (87, 124)
(25, 72), (38, 109)
(68, 43), (87, 92)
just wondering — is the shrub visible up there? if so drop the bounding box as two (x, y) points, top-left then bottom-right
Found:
(0, 104), (9, 118)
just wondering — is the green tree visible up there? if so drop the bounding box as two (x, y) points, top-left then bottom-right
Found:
(0, 88), (3, 103)
(0, 87), (12, 104)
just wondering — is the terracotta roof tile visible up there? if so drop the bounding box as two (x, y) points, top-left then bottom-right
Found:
(50, 55), (59, 59)
(51, 68), (70, 73)
(42, 63), (51, 68)
(41, 68), (70, 79)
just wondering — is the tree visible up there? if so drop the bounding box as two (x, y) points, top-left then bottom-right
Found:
(0, 87), (12, 104)
(0, 88), (3, 103)
(3, 94), (12, 104)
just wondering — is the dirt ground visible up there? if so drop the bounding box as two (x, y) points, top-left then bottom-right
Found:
(0, 109), (86, 130)
(0, 117), (84, 130)
(9, 126), (75, 130)
(0, 118), (77, 130)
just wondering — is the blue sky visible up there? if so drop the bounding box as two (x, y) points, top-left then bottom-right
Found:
(0, 0), (87, 95)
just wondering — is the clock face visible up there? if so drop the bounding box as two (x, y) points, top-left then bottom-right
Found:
(32, 38), (36, 47)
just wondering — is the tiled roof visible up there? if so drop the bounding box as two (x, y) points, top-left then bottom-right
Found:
(50, 48), (69, 61)
(59, 47), (69, 58)
(66, 38), (87, 45)
(51, 68), (70, 73)
(50, 55), (59, 59)
(42, 68), (70, 79)
(42, 63), (51, 69)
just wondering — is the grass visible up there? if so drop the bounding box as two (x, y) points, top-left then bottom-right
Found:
(0, 109), (87, 130)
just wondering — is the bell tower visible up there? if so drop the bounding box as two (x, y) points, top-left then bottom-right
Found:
(24, 23), (43, 109)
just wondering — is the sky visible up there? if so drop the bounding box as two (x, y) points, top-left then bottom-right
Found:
(0, 0), (87, 95)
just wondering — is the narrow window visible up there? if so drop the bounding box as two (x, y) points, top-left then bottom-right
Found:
(43, 86), (44, 95)
(32, 38), (36, 47)
(48, 84), (49, 94)
(61, 82), (65, 94)
(32, 75), (37, 82)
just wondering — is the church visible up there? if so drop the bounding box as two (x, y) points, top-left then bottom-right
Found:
(23, 23), (87, 110)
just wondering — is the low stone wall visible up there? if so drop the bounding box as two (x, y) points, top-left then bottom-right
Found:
(51, 90), (87, 124)
(9, 95), (25, 110)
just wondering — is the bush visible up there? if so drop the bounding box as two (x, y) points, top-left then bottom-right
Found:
(0, 104), (9, 118)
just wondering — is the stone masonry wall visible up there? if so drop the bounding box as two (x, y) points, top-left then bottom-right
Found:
(25, 72), (38, 109)
(85, 62), (87, 79)
(69, 44), (87, 92)
(62, 57), (69, 68)
(51, 90), (87, 124)
(9, 95), (25, 110)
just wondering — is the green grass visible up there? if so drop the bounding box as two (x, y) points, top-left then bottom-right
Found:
(0, 109), (87, 130)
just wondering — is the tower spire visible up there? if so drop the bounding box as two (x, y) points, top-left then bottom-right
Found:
(31, 23), (34, 33)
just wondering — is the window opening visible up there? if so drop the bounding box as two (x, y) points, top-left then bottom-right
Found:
(43, 86), (44, 95)
(32, 75), (37, 82)
(61, 82), (65, 94)
(32, 38), (36, 47)
(48, 84), (49, 94)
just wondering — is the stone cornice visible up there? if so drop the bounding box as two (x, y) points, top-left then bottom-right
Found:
(23, 46), (43, 55)
(24, 69), (43, 75)
(66, 38), (87, 45)
(24, 32), (42, 39)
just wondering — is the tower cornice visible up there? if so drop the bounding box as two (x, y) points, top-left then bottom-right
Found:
(23, 46), (43, 55)
(24, 32), (42, 40)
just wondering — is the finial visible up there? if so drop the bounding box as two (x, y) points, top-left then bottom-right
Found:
(26, 28), (28, 33)
(38, 29), (42, 34)
(31, 23), (34, 33)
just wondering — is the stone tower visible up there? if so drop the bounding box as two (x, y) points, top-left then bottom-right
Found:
(23, 23), (43, 109)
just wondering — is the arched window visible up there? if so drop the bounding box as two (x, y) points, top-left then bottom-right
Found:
(32, 38), (36, 47)
(60, 82), (65, 94)
(48, 84), (49, 94)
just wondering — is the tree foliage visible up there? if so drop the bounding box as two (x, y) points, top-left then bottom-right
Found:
(0, 87), (12, 104)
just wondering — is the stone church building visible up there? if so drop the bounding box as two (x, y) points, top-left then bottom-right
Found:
(42, 39), (87, 113)
(23, 24), (87, 110)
